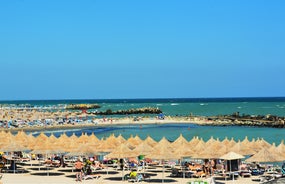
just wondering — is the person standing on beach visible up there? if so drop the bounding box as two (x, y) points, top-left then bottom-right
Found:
(74, 158), (84, 182)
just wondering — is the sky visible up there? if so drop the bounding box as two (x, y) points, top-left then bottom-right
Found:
(0, 0), (285, 100)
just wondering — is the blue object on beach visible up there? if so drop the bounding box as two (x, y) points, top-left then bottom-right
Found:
(158, 113), (165, 120)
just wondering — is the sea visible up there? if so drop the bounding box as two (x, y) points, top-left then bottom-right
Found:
(1, 97), (285, 144)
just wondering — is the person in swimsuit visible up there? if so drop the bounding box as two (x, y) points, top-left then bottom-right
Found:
(74, 158), (84, 182)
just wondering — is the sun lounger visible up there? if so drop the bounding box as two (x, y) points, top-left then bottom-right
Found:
(192, 171), (206, 178)
(281, 168), (285, 175)
(170, 168), (182, 177)
(83, 174), (101, 180)
(240, 170), (251, 177)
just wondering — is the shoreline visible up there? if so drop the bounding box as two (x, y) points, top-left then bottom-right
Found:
(0, 117), (195, 133)
(1, 115), (285, 133)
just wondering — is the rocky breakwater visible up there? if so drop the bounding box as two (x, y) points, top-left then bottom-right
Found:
(66, 104), (101, 110)
(202, 112), (285, 128)
(88, 107), (162, 115)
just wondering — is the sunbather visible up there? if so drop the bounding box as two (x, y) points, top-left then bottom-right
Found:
(74, 158), (84, 182)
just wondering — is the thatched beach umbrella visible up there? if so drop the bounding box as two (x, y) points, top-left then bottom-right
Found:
(127, 134), (142, 147)
(220, 151), (245, 180)
(88, 132), (100, 143)
(105, 144), (134, 181)
(116, 134), (126, 144)
(192, 138), (206, 153)
(131, 141), (154, 156)
(146, 143), (176, 183)
(220, 151), (245, 160)
(67, 143), (99, 157)
(13, 131), (29, 147)
(276, 141), (285, 159)
(245, 148), (284, 163)
(188, 136), (200, 147)
(229, 140), (256, 156)
(172, 134), (189, 148)
(1, 142), (30, 153)
(156, 137), (172, 149)
(144, 135), (157, 147)
(255, 138), (272, 150)
(1, 142), (30, 174)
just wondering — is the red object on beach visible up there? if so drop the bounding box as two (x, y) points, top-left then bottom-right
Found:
(82, 109), (87, 113)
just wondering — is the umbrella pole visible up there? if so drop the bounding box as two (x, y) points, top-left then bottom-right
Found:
(14, 160), (16, 174)
(121, 158), (124, 181)
(122, 165), (125, 181)
(162, 160), (164, 183)
(181, 158), (185, 179)
(30, 153), (33, 167)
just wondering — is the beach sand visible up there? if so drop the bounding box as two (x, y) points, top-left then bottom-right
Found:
(0, 116), (272, 184)
(3, 116), (208, 133)
(0, 160), (260, 184)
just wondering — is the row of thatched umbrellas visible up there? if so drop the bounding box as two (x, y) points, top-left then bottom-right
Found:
(1, 131), (285, 163)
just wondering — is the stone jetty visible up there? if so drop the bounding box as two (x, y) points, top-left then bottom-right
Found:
(198, 112), (285, 128)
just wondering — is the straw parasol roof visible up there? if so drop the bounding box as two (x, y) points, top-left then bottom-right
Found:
(1, 142), (30, 152)
(105, 143), (135, 158)
(192, 138), (206, 153)
(222, 137), (230, 146)
(256, 138), (272, 149)
(229, 140), (256, 155)
(144, 135), (157, 147)
(173, 141), (194, 158)
(31, 141), (65, 155)
(77, 133), (89, 144)
(192, 145), (223, 159)
(172, 134), (189, 148)
(220, 151), (245, 160)
(131, 141), (154, 156)
(188, 136), (200, 147)
(276, 140), (285, 159)
(116, 134), (126, 144)
(127, 135), (143, 147)
(146, 142), (176, 160)
(88, 132), (100, 143)
(67, 143), (99, 156)
(245, 148), (284, 163)
(156, 137), (172, 149)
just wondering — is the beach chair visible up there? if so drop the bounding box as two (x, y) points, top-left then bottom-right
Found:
(170, 168), (182, 177)
(281, 168), (285, 175)
(83, 173), (101, 180)
(192, 171), (206, 178)
(128, 173), (143, 183)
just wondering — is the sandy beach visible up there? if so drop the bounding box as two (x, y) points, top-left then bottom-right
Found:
(1, 111), (284, 184)
(0, 160), (261, 184)
(1, 116), (207, 133)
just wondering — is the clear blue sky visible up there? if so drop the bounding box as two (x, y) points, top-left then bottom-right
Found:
(0, 0), (284, 100)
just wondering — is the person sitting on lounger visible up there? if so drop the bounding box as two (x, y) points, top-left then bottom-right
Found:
(130, 170), (137, 178)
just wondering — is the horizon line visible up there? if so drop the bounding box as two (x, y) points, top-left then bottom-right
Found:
(1, 96), (285, 102)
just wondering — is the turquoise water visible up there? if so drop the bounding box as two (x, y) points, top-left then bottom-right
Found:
(3, 98), (285, 144)
(29, 123), (285, 145)
(1, 97), (285, 116)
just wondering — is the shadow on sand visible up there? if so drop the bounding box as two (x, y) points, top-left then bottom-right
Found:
(30, 172), (65, 176)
